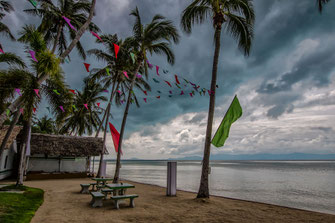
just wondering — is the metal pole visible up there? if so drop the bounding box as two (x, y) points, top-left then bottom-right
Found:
(167, 161), (177, 196)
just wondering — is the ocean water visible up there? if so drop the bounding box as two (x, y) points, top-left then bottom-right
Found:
(93, 160), (335, 215)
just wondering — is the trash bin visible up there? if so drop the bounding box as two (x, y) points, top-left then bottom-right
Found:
(166, 161), (177, 196)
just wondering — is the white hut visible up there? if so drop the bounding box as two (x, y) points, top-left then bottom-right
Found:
(0, 126), (22, 180)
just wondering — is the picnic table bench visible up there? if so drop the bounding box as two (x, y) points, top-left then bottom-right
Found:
(111, 194), (139, 209)
(80, 183), (97, 194)
(90, 191), (105, 207)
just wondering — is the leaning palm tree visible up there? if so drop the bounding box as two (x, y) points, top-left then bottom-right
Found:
(112, 7), (180, 183)
(181, 0), (254, 198)
(87, 34), (151, 177)
(317, 0), (330, 12)
(0, 52), (26, 68)
(25, 0), (100, 58)
(0, 0), (15, 40)
(59, 78), (107, 136)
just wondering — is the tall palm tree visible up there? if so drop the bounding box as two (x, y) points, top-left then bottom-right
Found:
(181, 0), (254, 198)
(25, 0), (100, 58)
(317, 0), (330, 12)
(88, 34), (151, 177)
(0, 53), (26, 68)
(0, 0), (15, 40)
(112, 7), (179, 183)
(0, 0), (97, 128)
(59, 78), (107, 136)
(32, 115), (57, 134)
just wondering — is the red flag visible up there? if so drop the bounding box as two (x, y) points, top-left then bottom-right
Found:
(33, 108), (36, 113)
(175, 75), (180, 84)
(84, 63), (90, 72)
(180, 91), (184, 95)
(156, 96), (160, 99)
(190, 93), (193, 97)
(165, 81), (172, 87)
(144, 98), (147, 103)
(69, 89), (76, 94)
(143, 91), (147, 95)
(97, 103), (100, 107)
(114, 44), (119, 58)
(109, 122), (122, 155)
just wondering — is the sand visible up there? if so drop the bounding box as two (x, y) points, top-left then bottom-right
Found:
(19, 178), (334, 223)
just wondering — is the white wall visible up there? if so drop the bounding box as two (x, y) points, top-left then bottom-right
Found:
(0, 141), (17, 180)
(28, 155), (87, 173)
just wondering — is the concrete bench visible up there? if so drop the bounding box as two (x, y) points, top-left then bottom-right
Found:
(101, 188), (114, 199)
(90, 191), (105, 207)
(80, 184), (91, 194)
(110, 194), (139, 209)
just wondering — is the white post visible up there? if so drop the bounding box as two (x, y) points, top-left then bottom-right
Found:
(167, 161), (177, 196)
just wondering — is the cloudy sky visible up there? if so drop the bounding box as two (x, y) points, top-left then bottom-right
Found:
(3, 0), (335, 159)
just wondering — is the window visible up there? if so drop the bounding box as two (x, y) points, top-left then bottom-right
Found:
(4, 155), (8, 169)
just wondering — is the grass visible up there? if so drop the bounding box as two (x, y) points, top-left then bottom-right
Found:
(0, 184), (44, 223)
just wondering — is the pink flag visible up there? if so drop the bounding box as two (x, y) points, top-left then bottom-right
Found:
(169, 90), (172, 94)
(120, 100), (124, 104)
(165, 81), (172, 87)
(91, 31), (102, 42)
(34, 89), (40, 97)
(0, 48), (4, 54)
(208, 90), (215, 95)
(146, 60), (153, 69)
(156, 65), (160, 76)
(109, 122), (122, 155)
(84, 63), (90, 72)
(117, 90), (121, 95)
(143, 91), (147, 95)
(103, 90), (109, 93)
(144, 98), (147, 103)
(114, 44), (119, 59)
(15, 88), (22, 96)
(136, 74), (142, 78)
(190, 93), (193, 97)
(84, 104), (88, 110)
(59, 106), (65, 112)
(180, 91), (184, 95)
(29, 50), (38, 62)
(62, 16), (76, 31)
(123, 71), (129, 79)
(20, 108), (24, 115)
(97, 103), (100, 107)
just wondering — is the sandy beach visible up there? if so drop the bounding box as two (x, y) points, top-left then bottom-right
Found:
(13, 178), (333, 223)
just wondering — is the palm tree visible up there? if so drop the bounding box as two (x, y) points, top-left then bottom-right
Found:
(25, 0), (100, 58)
(32, 115), (57, 134)
(112, 7), (179, 183)
(317, 0), (330, 12)
(59, 78), (107, 136)
(0, 0), (15, 40)
(0, 0), (97, 127)
(88, 34), (151, 177)
(181, 0), (254, 198)
(0, 53), (26, 68)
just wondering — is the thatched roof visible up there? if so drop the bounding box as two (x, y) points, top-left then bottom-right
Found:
(28, 133), (106, 157)
(0, 125), (23, 149)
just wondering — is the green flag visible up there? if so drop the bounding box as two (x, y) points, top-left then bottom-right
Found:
(211, 95), (242, 147)
(130, 52), (135, 64)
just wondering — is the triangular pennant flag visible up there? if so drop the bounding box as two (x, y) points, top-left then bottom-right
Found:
(156, 65), (160, 76)
(183, 78), (189, 83)
(106, 67), (110, 76)
(15, 88), (22, 96)
(91, 31), (102, 42)
(117, 90), (121, 95)
(156, 96), (160, 99)
(190, 93), (193, 97)
(29, 50), (38, 62)
(97, 103), (100, 107)
(72, 105), (77, 111)
(114, 44), (119, 59)
(143, 91), (147, 95)
(165, 81), (172, 87)
(180, 91), (184, 95)
(53, 89), (60, 95)
(103, 90), (109, 93)
(84, 63), (90, 72)
(123, 71), (129, 79)
(29, 0), (37, 9)
(144, 98), (147, 103)
(211, 95), (242, 147)
(109, 122), (122, 155)
(136, 74), (142, 78)
(6, 109), (10, 117)
(130, 52), (135, 64)
(33, 108), (36, 113)
(153, 78), (160, 83)
(120, 100), (124, 104)
(59, 106), (65, 112)
(175, 75), (180, 84)
(146, 60), (153, 69)
(169, 90), (172, 94)
(62, 16), (76, 31)
(0, 47), (4, 54)
(69, 89), (76, 94)
(84, 104), (88, 110)
(34, 89), (40, 97)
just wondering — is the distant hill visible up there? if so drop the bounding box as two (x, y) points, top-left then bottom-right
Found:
(172, 153), (335, 161)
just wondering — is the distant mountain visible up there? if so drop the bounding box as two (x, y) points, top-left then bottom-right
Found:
(172, 153), (335, 161)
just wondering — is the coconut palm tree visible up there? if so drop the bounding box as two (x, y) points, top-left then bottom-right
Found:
(0, 0), (97, 128)
(112, 7), (179, 183)
(317, 0), (330, 12)
(0, 52), (26, 68)
(59, 78), (107, 136)
(25, 0), (100, 58)
(0, 0), (15, 40)
(181, 0), (254, 198)
(32, 115), (57, 134)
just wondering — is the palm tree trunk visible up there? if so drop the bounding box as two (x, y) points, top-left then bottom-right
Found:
(197, 26), (222, 198)
(0, 108), (20, 160)
(16, 118), (31, 186)
(0, 0), (97, 127)
(113, 62), (142, 183)
(52, 23), (63, 54)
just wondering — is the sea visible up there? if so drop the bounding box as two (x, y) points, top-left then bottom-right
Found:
(93, 160), (335, 215)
